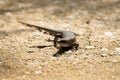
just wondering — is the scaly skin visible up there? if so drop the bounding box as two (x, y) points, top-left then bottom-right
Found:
(19, 21), (79, 49)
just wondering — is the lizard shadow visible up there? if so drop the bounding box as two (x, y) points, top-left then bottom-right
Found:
(30, 45), (52, 49)
(53, 47), (73, 57)
(30, 45), (73, 57)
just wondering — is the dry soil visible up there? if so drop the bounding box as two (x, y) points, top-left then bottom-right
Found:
(0, 0), (120, 80)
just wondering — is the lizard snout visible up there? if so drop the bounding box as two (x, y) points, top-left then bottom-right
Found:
(57, 38), (62, 42)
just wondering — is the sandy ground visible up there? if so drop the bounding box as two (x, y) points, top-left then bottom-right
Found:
(0, 0), (120, 80)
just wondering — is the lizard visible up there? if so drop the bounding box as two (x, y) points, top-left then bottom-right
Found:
(19, 21), (79, 56)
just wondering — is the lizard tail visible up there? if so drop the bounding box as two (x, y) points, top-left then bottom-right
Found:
(18, 21), (62, 35)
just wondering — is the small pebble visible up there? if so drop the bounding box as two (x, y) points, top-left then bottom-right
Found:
(103, 16), (109, 21)
(27, 50), (34, 53)
(34, 70), (42, 74)
(32, 31), (41, 35)
(85, 45), (95, 49)
(67, 56), (75, 60)
(112, 60), (118, 63)
(115, 47), (120, 54)
(104, 32), (113, 37)
(5, 12), (13, 16)
(101, 54), (107, 57)
(100, 48), (108, 51)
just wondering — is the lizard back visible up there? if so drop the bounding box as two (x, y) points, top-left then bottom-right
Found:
(19, 21), (63, 35)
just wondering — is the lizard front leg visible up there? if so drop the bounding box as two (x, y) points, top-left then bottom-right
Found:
(53, 34), (63, 48)
(54, 37), (57, 47)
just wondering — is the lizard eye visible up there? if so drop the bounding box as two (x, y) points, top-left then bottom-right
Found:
(56, 34), (62, 38)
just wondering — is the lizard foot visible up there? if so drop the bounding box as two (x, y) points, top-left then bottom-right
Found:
(72, 43), (79, 51)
